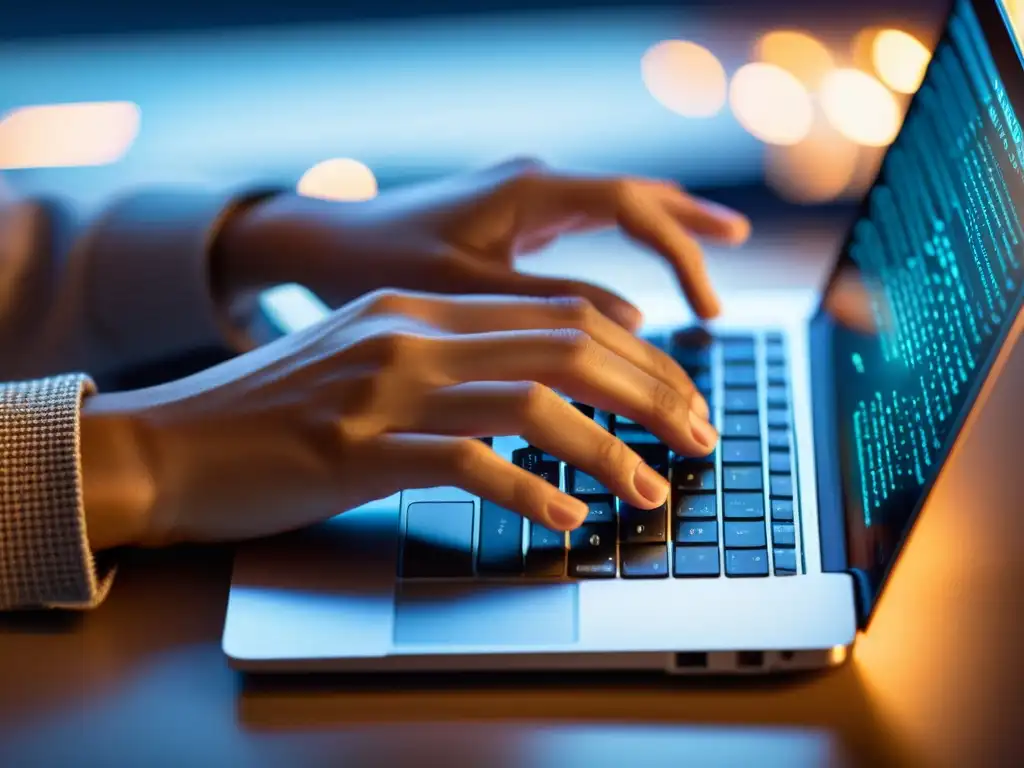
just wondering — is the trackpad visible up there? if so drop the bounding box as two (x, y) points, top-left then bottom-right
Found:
(394, 583), (578, 646)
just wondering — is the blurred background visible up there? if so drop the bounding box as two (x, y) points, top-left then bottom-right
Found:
(2, 0), (1024, 300)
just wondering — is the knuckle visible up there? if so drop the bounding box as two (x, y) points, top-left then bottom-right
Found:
(549, 295), (596, 329)
(373, 331), (421, 369)
(516, 381), (555, 423)
(650, 382), (685, 423)
(509, 472), (549, 518)
(448, 438), (489, 479)
(550, 328), (596, 369)
(595, 438), (632, 480)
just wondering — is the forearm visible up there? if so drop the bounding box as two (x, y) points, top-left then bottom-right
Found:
(0, 191), (267, 385)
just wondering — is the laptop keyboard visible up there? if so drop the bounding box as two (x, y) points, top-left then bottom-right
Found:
(399, 329), (802, 580)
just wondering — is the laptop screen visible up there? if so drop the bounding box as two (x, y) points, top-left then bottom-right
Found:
(814, 0), (1024, 619)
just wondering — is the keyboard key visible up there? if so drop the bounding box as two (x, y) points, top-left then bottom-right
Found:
(583, 498), (616, 524)
(724, 492), (765, 519)
(724, 365), (757, 388)
(724, 521), (767, 548)
(674, 546), (720, 577)
(572, 402), (596, 419)
(767, 409), (790, 429)
(767, 429), (790, 450)
(515, 449), (560, 487)
(621, 545), (669, 578)
(769, 451), (791, 474)
(401, 501), (475, 578)
(692, 371), (713, 394)
(765, 344), (786, 365)
(772, 523), (796, 547)
(766, 364), (788, 385)
(568, 551), (617, 578)
(477, 501), (525, 575)
(630, 442), (670, 477)
(770, 474), (794, 498)
(676, 520), (718, 545)
(670, 328), (713, 369)
(526, 523), (565, 577)
(569, 467), (609, 495)
(773, 548), (797, 573)
(723, 439), (761, 464)
(676, 493), (718, 519)
(723, 466), (763, 491)
(570, 521), (615, 549)
(722, 344), (756, 363)
(771, 499), (795, 521)
(569, 523), (617, 578)
(724, 388), (759, 413)
(620, 503), (668, 544)
(766, 385), (789, 408)
(674, 463), (715, 491)
(726, 548), (769, 577)
(724, 415), (760, 438)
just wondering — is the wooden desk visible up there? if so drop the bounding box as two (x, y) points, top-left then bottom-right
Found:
(2, 227), (1022, 767)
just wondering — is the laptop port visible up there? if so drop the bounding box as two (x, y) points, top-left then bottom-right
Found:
(674, 652), (707, 669)
(737, 650), (764, 668)
(780, 651), (795, 662)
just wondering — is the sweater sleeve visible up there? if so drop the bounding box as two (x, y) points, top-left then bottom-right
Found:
(0, 374), (113, 610)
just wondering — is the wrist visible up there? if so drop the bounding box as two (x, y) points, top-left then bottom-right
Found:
(79, 394), (158, 551)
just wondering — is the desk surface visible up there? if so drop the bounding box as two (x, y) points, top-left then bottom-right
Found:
(2, 227), (1022, 768)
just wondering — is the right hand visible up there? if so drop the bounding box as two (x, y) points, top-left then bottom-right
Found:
(79, 290), (718, 551)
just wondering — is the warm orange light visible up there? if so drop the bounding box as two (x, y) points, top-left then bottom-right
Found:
(729, 63), (813, 146)
(641, 40), (727, 118)
(754, 30), (834, 90)
(765, 124), (860, 204)
(873, 29), (931, 94)
(820, 69), (900, 147)
(297, 158), (378, 202)
(0, 102), (140, 169)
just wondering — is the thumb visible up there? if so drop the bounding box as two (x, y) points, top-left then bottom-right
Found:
(455, 260), (644, 332)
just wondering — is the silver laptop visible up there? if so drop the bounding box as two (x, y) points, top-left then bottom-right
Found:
(223, 0), (1024, 675)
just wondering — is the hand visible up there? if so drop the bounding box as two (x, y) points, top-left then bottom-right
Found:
(79, 290), (717, 551)
(214, 158), (751, 329)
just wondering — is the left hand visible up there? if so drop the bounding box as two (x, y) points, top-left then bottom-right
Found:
(214, 158), (751, 331)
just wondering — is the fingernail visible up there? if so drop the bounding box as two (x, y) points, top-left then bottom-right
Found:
(548, 497), (588, 530)
(690, 411), (719, 451)
(634, 463), (670, 505)
(692, 392), (710, 420)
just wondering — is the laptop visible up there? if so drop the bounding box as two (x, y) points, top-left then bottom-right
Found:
(223, 0), (1024, 674)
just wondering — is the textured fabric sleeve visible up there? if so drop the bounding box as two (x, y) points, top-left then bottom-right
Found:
(0, 374), (113, 610)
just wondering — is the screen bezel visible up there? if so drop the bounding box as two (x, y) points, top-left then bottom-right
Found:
(810, 0), (1024, 626)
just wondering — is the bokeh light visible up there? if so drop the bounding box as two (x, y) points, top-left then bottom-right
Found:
(729, 63), (813, 146)
(0, 102), (140, 169)
(753, 30), (834, 90)
(820, 69), (901, 147)
(297, 158), (378, 201)
(873, 29), (931, 94)
(641, 40), (728, 118)
(766, 122), (860, 204)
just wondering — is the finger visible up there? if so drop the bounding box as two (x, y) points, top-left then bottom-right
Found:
(619, 205), (721, 319)
(359, 433), (589, 530)
(400, 381), (671, 509)
(511, 175), (723, 318)
(442, 256), (645, 332)
(430, 330), (718, 456)
(659, 190), (751, 245)
(378, 293), (707, 419)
